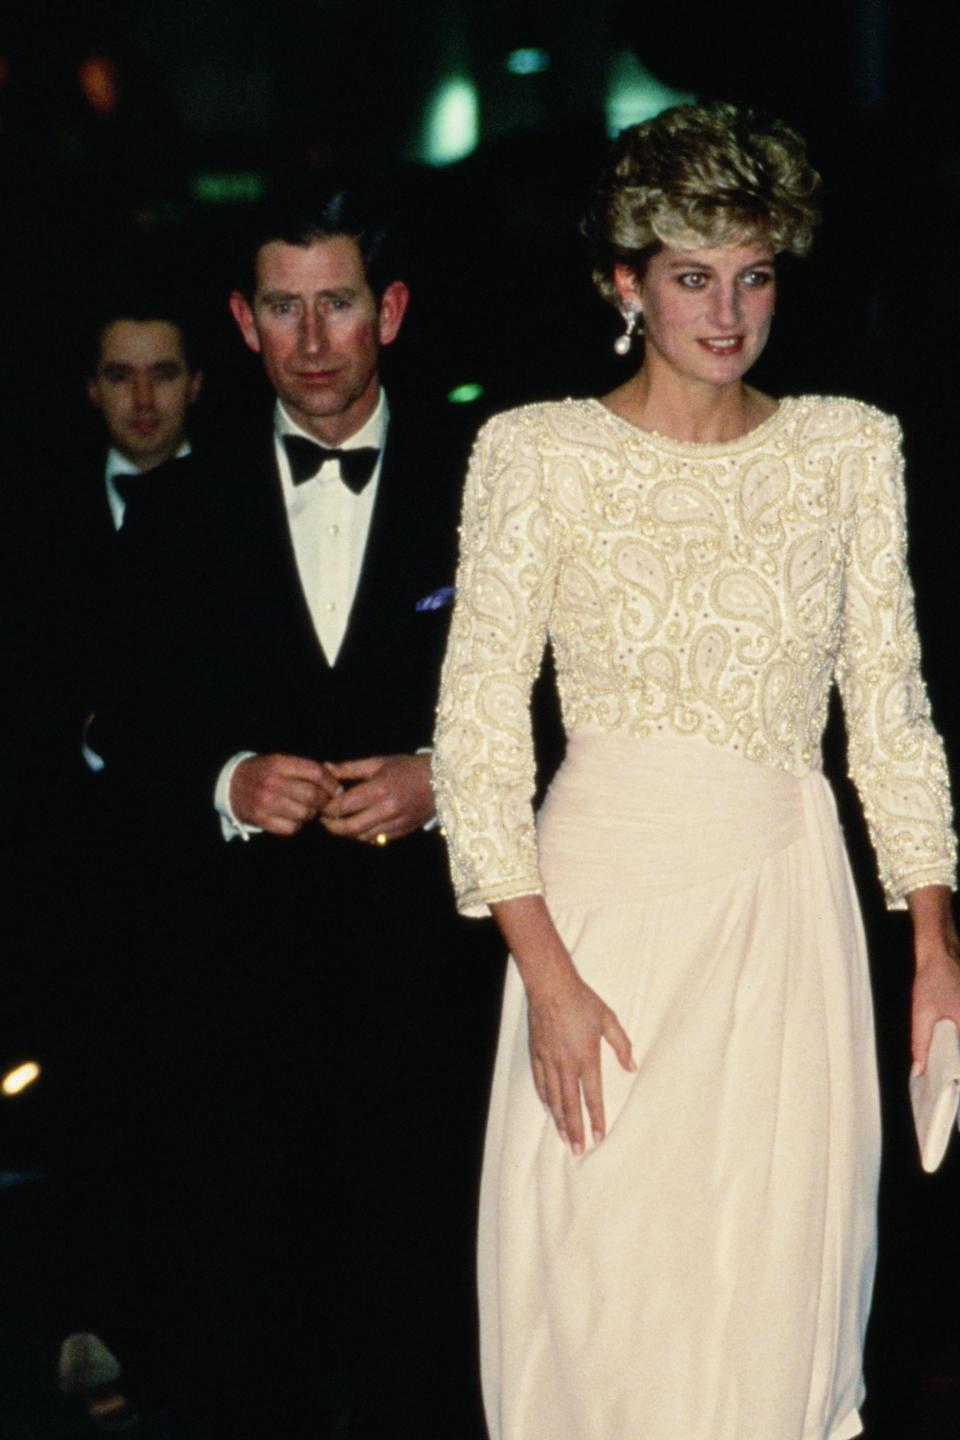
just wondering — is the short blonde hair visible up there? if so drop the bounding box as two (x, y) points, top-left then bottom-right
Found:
(583, 102), (822, 306)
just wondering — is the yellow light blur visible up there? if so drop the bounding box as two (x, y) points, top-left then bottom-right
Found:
(2, 1061), (41, 1097)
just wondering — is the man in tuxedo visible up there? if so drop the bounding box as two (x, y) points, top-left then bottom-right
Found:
(40, 295), (204, 1088)
(9, 296), (202, 1049)
(80, 301), (203, 725)
(99, 185), (499, 1440)
(0, 302), (204, 1433)
(17, 302), (204, 1431)
(27, 301), (204, 803)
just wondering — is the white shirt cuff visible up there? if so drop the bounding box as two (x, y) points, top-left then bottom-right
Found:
(214, 751), (263, 842)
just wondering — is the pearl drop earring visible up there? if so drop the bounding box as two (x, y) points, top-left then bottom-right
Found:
(613, 305), (641, 356)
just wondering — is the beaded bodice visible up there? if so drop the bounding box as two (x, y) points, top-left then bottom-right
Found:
(433, 396), (955, 915)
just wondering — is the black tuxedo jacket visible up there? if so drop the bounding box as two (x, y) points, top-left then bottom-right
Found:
(39, 447), (190, 766)
(98, 396), (470, 883)
(2, 449), (119, 840)
(62, 456), (119, 720)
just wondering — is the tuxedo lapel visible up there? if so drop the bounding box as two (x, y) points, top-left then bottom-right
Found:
(92, 474), (118, 548)
(334, 434), (402, 666)
(65, 461), (116, 557)
(226, 428), (336, 676)
(334, 407), (449, 669)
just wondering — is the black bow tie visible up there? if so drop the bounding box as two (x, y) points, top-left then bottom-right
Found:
(283, 435), (380, 494)
(112, 470), (145, 506)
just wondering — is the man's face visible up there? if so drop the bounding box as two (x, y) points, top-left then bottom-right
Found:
(87, 319), (202, 471)
(229, 235), (409, 445)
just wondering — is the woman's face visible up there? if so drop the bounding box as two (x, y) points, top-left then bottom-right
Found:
(617, 241), (777, 390)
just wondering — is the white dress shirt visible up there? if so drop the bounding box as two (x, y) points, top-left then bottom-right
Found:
(215, 393), (389, 838)
(273, 394), (386, 664)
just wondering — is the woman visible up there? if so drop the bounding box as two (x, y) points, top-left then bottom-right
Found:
(433, 103), (960, 1440)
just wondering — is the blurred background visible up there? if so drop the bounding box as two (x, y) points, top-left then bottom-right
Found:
(1, 0), (958, 1434)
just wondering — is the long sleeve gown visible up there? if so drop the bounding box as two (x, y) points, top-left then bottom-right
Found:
(433, 395), (956, 1440)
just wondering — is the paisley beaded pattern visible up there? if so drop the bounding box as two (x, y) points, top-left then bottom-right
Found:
(433, 395), (956, 914)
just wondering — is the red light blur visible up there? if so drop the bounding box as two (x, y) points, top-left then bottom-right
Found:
(78, 55), (119, 115)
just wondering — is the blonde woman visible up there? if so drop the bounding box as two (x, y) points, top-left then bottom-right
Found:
(434, 102), (960, 1440)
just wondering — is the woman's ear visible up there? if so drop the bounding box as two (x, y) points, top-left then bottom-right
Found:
(612, 263), (641, 309)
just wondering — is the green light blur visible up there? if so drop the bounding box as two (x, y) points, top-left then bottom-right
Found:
(191, 172), (265, 204)
(605, 53), (694, 136)
(506, 48), (550, 76)
(448, 383), (485, 404)
(423, 76), (479, 166)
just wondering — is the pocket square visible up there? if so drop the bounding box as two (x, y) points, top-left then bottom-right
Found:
(415, 585), (456, 613)
(910, 1019), (960, 1173)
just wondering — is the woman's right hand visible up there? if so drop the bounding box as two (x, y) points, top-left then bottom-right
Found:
(490, 894), (636, 1155)
(526, 968), (636, 1154)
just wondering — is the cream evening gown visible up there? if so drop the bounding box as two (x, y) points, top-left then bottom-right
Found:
(433, 396), (956, 1440)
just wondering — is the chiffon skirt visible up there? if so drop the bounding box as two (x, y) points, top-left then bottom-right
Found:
(479, 733), (880, 1440)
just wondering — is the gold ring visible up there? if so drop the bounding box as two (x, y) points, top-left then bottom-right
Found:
(374, 832), (389, 847)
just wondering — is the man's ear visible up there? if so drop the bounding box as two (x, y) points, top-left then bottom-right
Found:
(188, 369), (205, 404)
(86, 378), (102, 411)
(229, 291), (261, 353)
(377, 281), (410, 348)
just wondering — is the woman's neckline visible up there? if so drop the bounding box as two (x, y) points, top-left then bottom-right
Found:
(585, 394), (793, 455)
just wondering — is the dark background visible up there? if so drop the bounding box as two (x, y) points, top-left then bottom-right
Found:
(1, 1), (958, 1434)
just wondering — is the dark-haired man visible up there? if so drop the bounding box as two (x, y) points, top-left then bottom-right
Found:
(75, 308), (202, 765)
(29, 305), (203, 783)
(6, 301), (204, 1434)
(29, 304), (202, 776)
(87, 310), (203, 499)
(99, 188), (498, 1440)
(216, 213), (426, 845)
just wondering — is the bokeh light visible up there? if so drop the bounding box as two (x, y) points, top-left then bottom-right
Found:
(2, 1062), (42, 1098)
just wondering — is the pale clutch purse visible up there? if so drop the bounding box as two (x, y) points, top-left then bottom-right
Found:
(909, 1019), (960, 1173)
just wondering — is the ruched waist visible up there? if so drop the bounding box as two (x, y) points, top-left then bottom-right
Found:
(537, 733), (810, 904)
